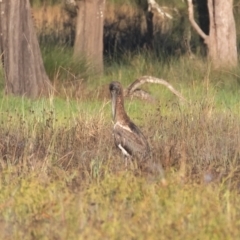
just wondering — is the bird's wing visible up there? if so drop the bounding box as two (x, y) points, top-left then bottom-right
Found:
(114, 121), (150, 159)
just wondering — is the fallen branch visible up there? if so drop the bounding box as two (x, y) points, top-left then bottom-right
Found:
(125, 76), (187, 103)
(128, 88), (156, 102)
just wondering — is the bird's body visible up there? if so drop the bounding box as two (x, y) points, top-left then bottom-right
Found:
(109, 81), (150, 162)
(113, 120), (150, 160)
(109, 81), (166, 185)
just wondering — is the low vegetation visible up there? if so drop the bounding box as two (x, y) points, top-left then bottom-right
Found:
(1, 1), (240, 239)
(1, 52), (240, 238)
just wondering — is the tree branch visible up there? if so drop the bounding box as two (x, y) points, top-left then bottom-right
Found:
(147, 0), (173, 19)
(207, 0), (214, 36)
(128, 89), (156, 102)
(187, 0), (208, 43)
(125, 76), (187, 103)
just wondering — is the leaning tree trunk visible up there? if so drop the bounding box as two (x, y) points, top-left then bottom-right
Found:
(188, 0), (237, 68)
(145, 0), (173, 51)
(73, 0), (105, 74)
(0, 0), (52, 98)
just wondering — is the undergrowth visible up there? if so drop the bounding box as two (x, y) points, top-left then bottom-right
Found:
(2, 170), (240, 239)
(0, 72), (240, 238)
(2, 4), (240, 236)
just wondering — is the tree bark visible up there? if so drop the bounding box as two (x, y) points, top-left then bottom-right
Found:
(0, 0), (52, 98)
(74, 0), (105, 74)
(145, 11), (154, 49)
(187, 0), (237, 68)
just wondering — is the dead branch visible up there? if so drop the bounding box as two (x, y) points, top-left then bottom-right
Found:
(147, 0), (173, 19)
(128, 89), (156, 102)
(207, 0), (214, 43)
(187, 0), (208, 43)
(125, 76), (187, 103)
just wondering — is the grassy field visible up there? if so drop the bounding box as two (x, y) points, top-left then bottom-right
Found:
(1, 2), (240, 239)
(0, 50), (240, 239)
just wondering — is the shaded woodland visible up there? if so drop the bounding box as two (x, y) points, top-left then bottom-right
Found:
(31, 0), (240, 59)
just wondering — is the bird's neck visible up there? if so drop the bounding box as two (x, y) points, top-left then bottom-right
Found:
(114, 95), (130, 124)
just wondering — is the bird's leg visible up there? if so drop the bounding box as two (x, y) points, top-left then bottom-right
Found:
(124, 155), (136, 171)
(129, 158), (138, 171)
(154, 162), (167, 186)
(143, 160), (167, 185)
(124, 155), (129, 168)
(159, 170), (167, 186)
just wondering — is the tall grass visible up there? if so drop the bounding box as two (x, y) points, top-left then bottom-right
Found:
(1, 53), (240, 237)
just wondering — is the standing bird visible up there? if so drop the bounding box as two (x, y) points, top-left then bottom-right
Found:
(109, 81), (150, 164)
(109, 81), (166, 184)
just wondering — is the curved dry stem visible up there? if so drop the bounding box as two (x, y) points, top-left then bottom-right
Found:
(187, 0), (208, 43)
(125, 75), (187, 103)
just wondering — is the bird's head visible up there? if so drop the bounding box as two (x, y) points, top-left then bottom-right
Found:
(109, 81), (123, 96)
(109, 81), (123, 120)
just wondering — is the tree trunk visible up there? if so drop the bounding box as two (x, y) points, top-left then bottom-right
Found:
(73, 0), (105, 74)
(145, 11), (154, 49)
(188, 0), (237, 68)
(0, 0), (52, 98)
(208, 0), (237, 67)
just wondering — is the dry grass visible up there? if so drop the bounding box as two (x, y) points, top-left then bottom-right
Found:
(33, 5), (67, 29)
(32, 2), (179, 56)
(0, 86), (240, 184)
(0, 85), (240, 238)
(32, 5), (75, 45)
(0, 95), (240, 185)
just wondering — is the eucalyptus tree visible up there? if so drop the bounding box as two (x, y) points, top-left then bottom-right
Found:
(65, 0), (105, 73)
(188, 0), (237, 68)
(0, 0), (52, 98)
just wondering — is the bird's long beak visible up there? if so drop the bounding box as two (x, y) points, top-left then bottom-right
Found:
(111, 91), (116, 121)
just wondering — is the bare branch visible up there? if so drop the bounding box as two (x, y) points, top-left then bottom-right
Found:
(207, 0), (214, 36)
(125, 76), (187, 103)
(187, 0), (208, 43)
(148, 0), (173, 19)
(128, 89), (156, 102)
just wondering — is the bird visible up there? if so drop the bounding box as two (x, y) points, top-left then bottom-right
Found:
(109, 81), (167, 185)
(109, 81), (150, 164)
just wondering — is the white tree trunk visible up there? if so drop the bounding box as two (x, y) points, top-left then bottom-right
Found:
(187, 0), (237, 68)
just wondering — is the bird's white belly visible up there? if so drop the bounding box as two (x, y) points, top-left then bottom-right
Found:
(117, 144), (130, 157)
(114, 122), (132, 133)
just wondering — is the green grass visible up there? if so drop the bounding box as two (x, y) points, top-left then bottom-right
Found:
(1, 50), (240, 239)
(41, 45), (93, 82)
(8, 1), (240, 237)
(1, 171), (240, 239)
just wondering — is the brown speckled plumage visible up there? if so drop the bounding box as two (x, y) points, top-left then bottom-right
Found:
(109, 81), (150, 161)
(109, 81), (166, 184)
